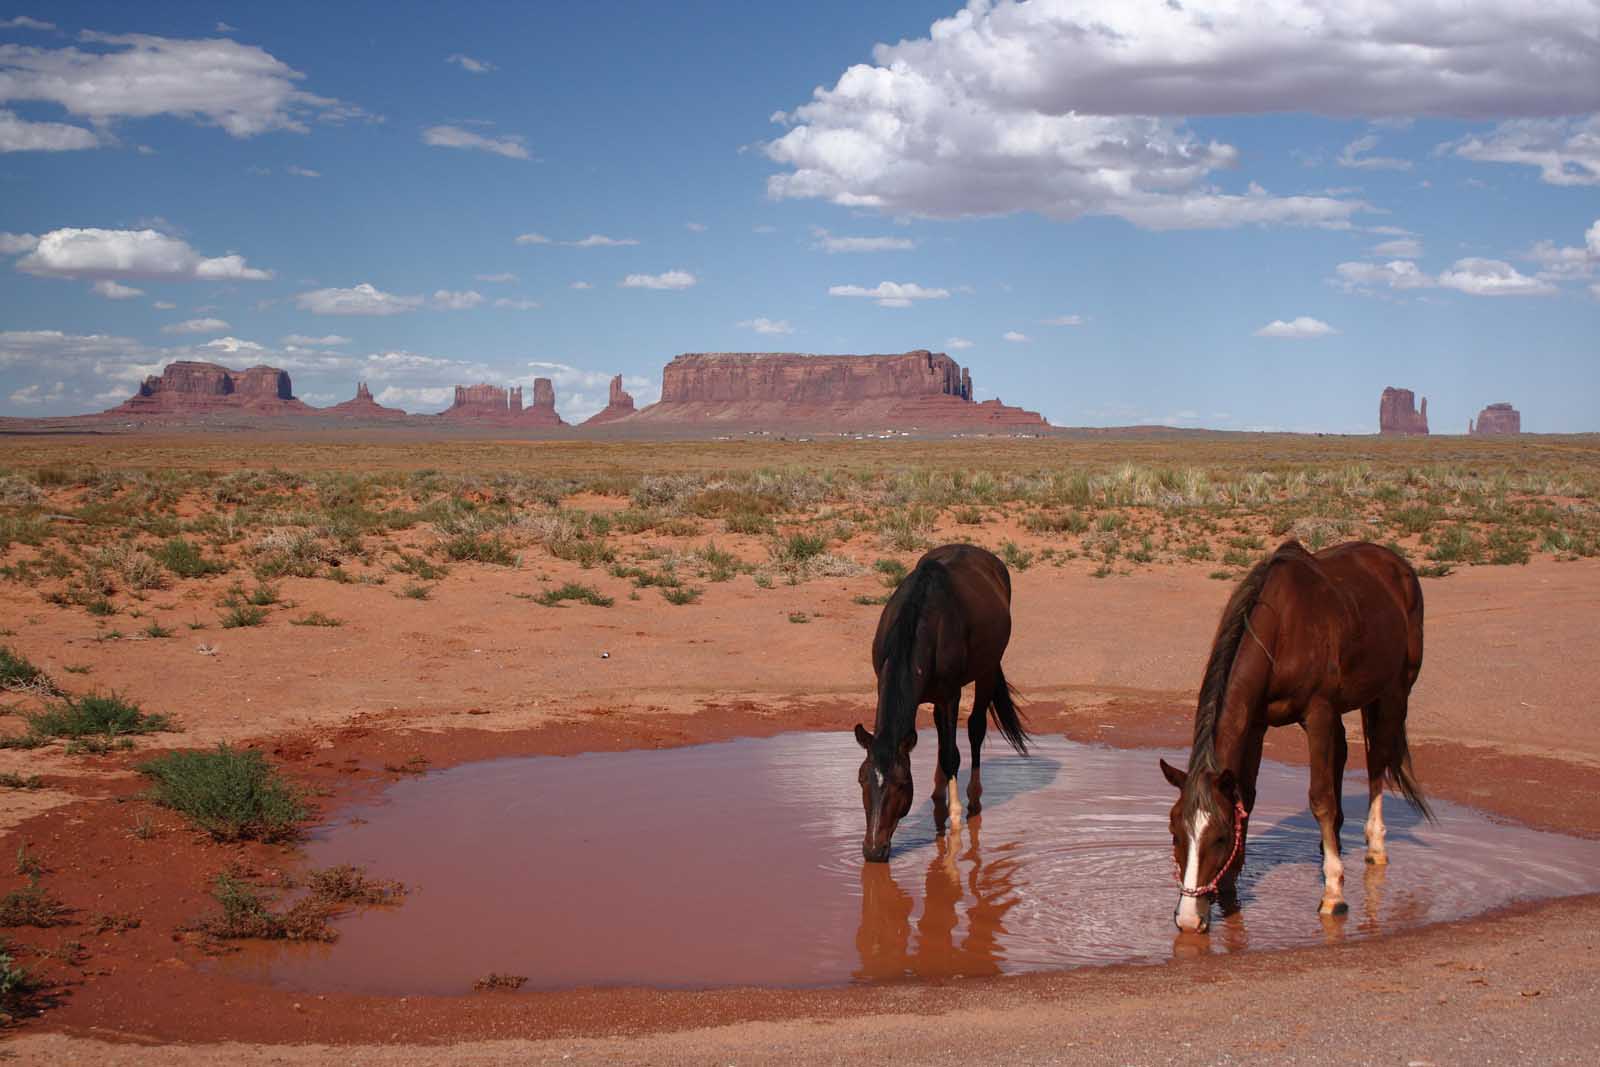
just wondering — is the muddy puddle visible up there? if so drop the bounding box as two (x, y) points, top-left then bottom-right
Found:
(222, 731), (1600, 994)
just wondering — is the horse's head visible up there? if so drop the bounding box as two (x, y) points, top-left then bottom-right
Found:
(855, 724), (915, 862)
(1160, 758), (1241, 933)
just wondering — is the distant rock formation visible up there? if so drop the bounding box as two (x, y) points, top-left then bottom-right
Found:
(523, 377), (564, 427)
(628, 351), (1046, 429)
(582, 374), (637, 425)
(110, 360), (311, 416)
(1379, 387), (1429, 435)
(1470, 402), (1521, 435)
(324, 382), (407, 419)
(439, 380), (564, 425)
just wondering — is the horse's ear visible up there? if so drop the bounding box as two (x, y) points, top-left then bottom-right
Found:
(854, 724), (874, 750)
(1215, 768), (1238, 801)
(1159, 759), (1187, 790)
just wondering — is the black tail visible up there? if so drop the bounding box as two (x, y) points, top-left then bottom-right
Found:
(988, 665), (1031, 755)
(1386, 721), (1435, 823)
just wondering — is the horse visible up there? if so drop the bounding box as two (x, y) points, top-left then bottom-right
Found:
(1160, 539), (1431, 933)
(855, 543), (1030, 862)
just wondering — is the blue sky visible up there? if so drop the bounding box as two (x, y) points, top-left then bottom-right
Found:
(1, 1), (1597, 429)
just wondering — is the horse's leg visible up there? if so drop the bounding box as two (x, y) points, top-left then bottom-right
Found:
(930, 691), (962, 835)
(1305, 701), (1348, 915)
(1360, 699), (1391, 865)
(966, 676), (992, 817)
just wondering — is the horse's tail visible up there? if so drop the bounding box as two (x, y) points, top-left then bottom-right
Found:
(1384, 725), (1434, 822)
(988, 665), (1031, 756)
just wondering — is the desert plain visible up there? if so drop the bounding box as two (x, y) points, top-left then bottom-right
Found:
(1, 429), (1598, 1065)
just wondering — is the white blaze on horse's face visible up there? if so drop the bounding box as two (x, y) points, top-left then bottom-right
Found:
(1175, 810), (1211, 933)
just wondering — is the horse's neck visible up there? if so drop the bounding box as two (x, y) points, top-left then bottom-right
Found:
(1210, 651), (1272, 795)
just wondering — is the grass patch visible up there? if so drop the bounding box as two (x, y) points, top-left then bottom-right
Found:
(873, 558), (909, 588)
(788, 612), (810, 624)
(0, 772), (43, 790)
(24, 692), (171, 741)
(156, 537), (227, 578)
(304, 865), (405, 906)
(852, 594), (889, 606)
(138, 744), (308, 843)
(398, 582), (432, 601)
(200, 872), (335, 942)
(0, 645), (52, 694)
(0, 880), (68, 928)
(290, 611), (343, 627)
(220, 604), (268, 628)
(998, 540), (1034, 571)
(474, 973), (528, 992)
(1, 939), (42, 1018)
(441, 533), (517, 566)
(534, 582), (614, 607)
(661, 585), (702, 606)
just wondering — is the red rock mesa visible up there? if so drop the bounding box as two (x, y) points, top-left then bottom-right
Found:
(582, 374), (637, 425)
(325, 382), (407, 419)
(110, 361), (311, 416)
(439, 380), (565, 425)
(1470, 403), (1522, 435)
(627, 351), (1046, 429)
(1379, 387), (1429, 435)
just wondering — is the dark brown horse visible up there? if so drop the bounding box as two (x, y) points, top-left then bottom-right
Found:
(855, 544), (1029, 862)
(1160, 540), (1430, 932)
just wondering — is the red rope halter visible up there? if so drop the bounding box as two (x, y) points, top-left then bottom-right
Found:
(1174, 799), (1250, 898)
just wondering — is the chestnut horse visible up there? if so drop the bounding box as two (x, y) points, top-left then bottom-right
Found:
(855, 544), (1030, 862)
(1160, 540), (1431, 932)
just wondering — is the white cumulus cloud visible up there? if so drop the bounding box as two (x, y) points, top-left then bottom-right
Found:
(295, 282), (423, 316)
(431, 289), (484, 310)
(91, 279), (143, 300)
(738, 317), (794, 335)
(13, 227), (272, 282)
(1002, 330), (1029, 342)
(621, 270), (696, 290)
(421, 124), (529, 159)
(828, 281), (949, 308)
(1451, 115), (1600, 187)
(282, 334), (351, 346)
(765, 1), (1599, 229)
(161, 317), (230, 335)
(0, 108), (99, 152)
(1437, 258), (1557, 296)
(0, 32), (372, 138)
(446, 54), (496, 74)
(1254, 316), (1338, 338)
(811, 228), (916, 253)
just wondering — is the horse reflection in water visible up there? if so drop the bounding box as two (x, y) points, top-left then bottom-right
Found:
(854, 817), (1024, 981)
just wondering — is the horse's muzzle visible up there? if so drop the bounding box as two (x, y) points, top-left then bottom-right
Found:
(863, 843), (891, 863)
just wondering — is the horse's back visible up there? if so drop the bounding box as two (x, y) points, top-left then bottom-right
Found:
(873, 544), (1012, 687)
(1309, 541), (1423, 697)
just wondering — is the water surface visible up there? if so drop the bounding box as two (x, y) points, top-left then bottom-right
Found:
(222, 731), (1600, 993)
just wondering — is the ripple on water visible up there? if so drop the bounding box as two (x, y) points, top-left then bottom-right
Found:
(217, 730), (1600, 994)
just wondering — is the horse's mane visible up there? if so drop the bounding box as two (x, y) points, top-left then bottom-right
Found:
(1187, 540), (1310, 788)
(873, 558), (953, 762)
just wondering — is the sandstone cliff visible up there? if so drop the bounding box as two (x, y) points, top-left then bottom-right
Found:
(1379, 387), (1429, 435)
(438, 380), (564, 425)
(628, 351), (1045, 429)
(324, 382), (407, 419)
(581, 374), (637, 425)
(1470, 402), (1521, 435)
(110, 361), (311, 416)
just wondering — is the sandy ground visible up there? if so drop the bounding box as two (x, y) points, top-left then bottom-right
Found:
(3, 557), (1599, 1063)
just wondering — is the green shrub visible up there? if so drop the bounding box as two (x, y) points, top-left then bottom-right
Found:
(220, 604), (268, 629)
(442, 533), (517, 565)
(155, 537), (227, 579)
(534, 582), (614, 607)
(0, 879), (68, 927)
(661, 585), (702, 606)
(138, 745), (308, 842)
(25, 692), (171, 740)
(998, 540), (1033, 571)
(0, 646), (52, 693)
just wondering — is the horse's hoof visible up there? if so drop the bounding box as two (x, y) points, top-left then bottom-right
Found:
(1365, 851), (1389, 866)
(1318, 899), (1348, 916)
